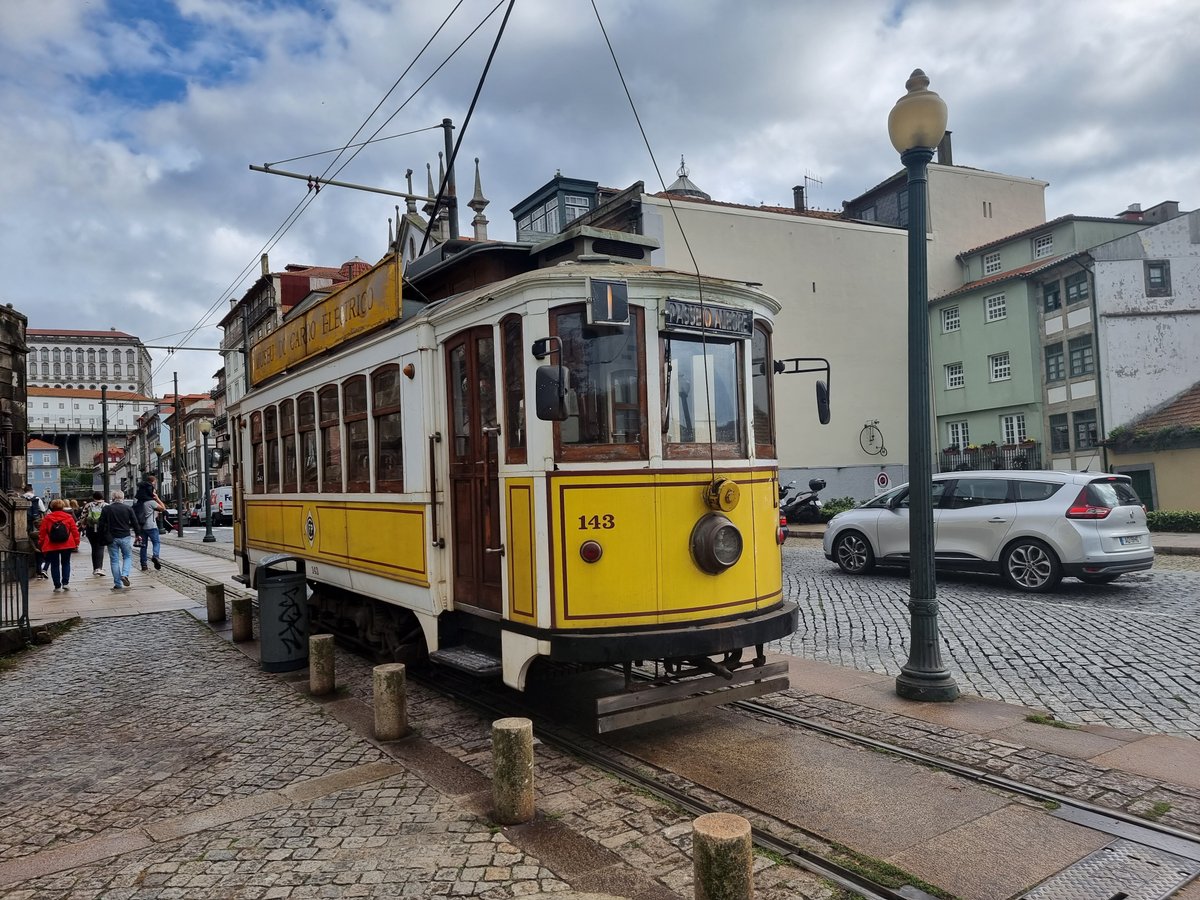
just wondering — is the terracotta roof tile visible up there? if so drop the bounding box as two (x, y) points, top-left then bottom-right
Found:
(933, 253), (1082, 301)
(27, 438), (58, 449)
(1128, 382), (1200, 430)
(956, 215), (1140, 259)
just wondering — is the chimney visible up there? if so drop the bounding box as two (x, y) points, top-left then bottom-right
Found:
(936, 131), (953, 166)
(1116, 203), (1144, 222)
(260, 253), (270, 277)
(792, 185), (806, 212)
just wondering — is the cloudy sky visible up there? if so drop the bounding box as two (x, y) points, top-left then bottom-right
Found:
(1, 0), (1196, 395)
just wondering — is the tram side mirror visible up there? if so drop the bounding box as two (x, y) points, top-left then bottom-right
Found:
(815, 381), (831, 425)
(535, 365), (570, 421)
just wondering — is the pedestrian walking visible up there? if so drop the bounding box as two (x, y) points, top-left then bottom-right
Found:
(38, 499), (80, 593)
(97, 490), (141, 590)
(82, 491), (108, 575)
(139, 491), (164, 572)
(23, 485), (49, 579)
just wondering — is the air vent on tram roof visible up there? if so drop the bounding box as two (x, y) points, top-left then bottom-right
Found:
(531, 224), (659, 269)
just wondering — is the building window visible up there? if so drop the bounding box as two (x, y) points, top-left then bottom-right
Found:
(1074, 409), (1098, 450)
(1068, 335), (1094, 377)
(1043, 281), (1061, 313)
(564, 194), (591, 223)
(941, 306), (960, 333)
(1045, 343), (1065, 382)
(1049, 414), (1070, 453)
(1001, 413), (1027, 445)
(1145, 260), (1171, 297)
(99, 349), (107, 363)
(947, 420), (969, 449)
(372, 365), (403, 491)
(945, 362), (964, 390)
(1065, 270), (1088, 304)
(985, 293), (1006, 322)
(1032, 233), (1054, 259)
(984, 252), (1001, 275)
(859, 205), (876, 222)
(989, 352), (1011, 382)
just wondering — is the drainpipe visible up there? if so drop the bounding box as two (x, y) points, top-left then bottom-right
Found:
(1080, 255), (1109, 472)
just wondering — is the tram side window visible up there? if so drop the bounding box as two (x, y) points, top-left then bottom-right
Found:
(343, 375), (369, 491)
(319, 385), (342, 492)
(751, 321), (776, 458)
(280, 399), (297, 493)
(661, 334), (744, 458)
(250, 412), (265, 494)
(501, 315), (526, 464)
(372, 364), (403, 491)
(264, 406), (280, 494)
(298, 392), (318, 492)
(551, 305), (646, 460)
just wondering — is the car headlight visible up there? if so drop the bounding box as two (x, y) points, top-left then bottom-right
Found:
(691, 513), (743, 574)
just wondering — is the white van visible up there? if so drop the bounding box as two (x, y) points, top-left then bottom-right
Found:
(209, 486), (234, 526)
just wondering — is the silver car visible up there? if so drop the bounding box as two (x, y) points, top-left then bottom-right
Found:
(822, 471), (1153, 593)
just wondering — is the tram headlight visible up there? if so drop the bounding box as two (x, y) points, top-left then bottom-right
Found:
(690, 513), (743, 574)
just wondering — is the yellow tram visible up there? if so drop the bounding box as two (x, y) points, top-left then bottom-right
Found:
(231, 225), (825, 730)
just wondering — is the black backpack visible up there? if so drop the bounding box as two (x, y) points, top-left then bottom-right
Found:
(49, 518), (69, 543)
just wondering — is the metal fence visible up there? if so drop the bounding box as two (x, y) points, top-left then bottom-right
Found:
(939, 442), (1044, 473)
(0, 550), (32, 642)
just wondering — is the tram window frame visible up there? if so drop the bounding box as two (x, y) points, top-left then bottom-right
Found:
(372, 364), (403, 492)
(298, 391), (318, 492)
(660, 332), (746, 460)
(279, 399), (298, 493)
(250, 411), (265, 494)
(343, 375), (370, 492)
(318, 384), (342, 492)
(264, 405), (280, 493)
(500, 314), (527, 465)
(751, 320), (776, 459)
(550, 304), (648, 462)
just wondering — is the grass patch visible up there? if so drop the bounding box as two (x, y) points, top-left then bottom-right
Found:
(1025, 713), (1076, 730)
(825, 840), (955, 899)
(1042, 800), (1061, 811)
(1143, 801), (1172, 821)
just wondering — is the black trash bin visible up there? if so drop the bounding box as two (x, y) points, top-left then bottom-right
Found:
(256, 554), (309, 673)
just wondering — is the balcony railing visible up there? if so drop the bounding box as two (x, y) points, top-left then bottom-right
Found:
(939, 442), (1043, 473)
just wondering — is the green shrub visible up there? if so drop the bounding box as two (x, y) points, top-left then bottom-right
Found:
(820, 496), (859, 521)
(1146, 510), (1200, 533)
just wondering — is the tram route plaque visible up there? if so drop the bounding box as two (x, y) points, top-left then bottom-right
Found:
(663, 298), (753, 337)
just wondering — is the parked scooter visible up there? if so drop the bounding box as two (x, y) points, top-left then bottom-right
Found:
(782, 478), (826, 524)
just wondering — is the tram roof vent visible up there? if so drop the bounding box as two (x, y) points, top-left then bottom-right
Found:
(531, 225), (659, 268)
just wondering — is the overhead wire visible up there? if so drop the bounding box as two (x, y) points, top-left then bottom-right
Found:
(152, 0), (475, 381)
(263, 125), (445, 167)
(589, 0), (718, 477)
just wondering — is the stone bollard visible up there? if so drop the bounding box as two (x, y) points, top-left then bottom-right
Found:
(206, 583), (226, 624)
(692, 813), (753, 900)
(231, 596), (253, 642)
(309, 634), (335, 696)
(492, 717), (535, 825)
(373, 663), (408, 740)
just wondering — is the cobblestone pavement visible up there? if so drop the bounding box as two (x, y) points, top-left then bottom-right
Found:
(0, 612), (834, 899)
(777, 542), (1200, 737)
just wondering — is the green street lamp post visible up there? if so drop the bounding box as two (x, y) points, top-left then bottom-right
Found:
(198, 419), (216, 543)
(888, 69), (959, 702)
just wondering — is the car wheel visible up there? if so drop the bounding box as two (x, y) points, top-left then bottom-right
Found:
(1079, 573), (1120, 585)
(833, 531), (875, 575)
(1001, 538), (1062, 593)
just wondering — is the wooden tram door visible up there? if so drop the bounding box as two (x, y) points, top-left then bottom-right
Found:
(445, 328), (503, 614)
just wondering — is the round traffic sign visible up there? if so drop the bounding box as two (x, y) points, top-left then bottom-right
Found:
(875, 471), (891, 492)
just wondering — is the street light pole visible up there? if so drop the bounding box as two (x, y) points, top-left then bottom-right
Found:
(199, 419), (215, 543)
(889, 69), (959, 702)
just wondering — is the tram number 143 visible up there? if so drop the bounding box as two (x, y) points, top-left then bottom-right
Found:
(578, 514), (616, 530)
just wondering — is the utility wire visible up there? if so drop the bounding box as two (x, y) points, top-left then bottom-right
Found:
(264, 125), (445, 167)
(589, 0), (717, 476)
(419, 0), (515, 256)
(153, 1), (472, 380)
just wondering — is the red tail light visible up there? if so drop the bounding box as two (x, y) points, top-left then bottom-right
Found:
(1066, 488), (1111, 519)
(777, 515), (788, 545)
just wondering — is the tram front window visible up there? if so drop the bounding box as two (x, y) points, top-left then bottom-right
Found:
(661, 335), (744, 457)
(552, 305), (646, 459)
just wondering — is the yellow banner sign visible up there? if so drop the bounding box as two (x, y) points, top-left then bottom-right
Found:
(250, 255), (401, 386)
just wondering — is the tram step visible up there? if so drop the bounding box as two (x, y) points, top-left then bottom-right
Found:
(429, 646), (502, 677)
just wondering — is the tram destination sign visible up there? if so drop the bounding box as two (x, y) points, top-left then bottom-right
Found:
(662, 298), (753, 338)
(250, 255), (402, 386)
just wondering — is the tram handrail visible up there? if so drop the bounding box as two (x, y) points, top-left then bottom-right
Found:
(428, 432), (445, 548)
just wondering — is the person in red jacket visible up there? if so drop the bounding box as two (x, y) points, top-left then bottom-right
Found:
(38, 498), (81, 593)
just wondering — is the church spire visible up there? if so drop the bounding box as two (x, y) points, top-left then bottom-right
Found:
(468, 157), (490, 242)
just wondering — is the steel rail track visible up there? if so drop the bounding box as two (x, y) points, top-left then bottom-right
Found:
(732, 697), (1200, 854)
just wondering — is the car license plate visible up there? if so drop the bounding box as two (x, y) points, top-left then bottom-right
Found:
(1119, 535), (1141, 546)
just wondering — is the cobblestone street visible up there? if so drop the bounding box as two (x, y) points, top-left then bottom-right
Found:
(778, 541), (1200, 736)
